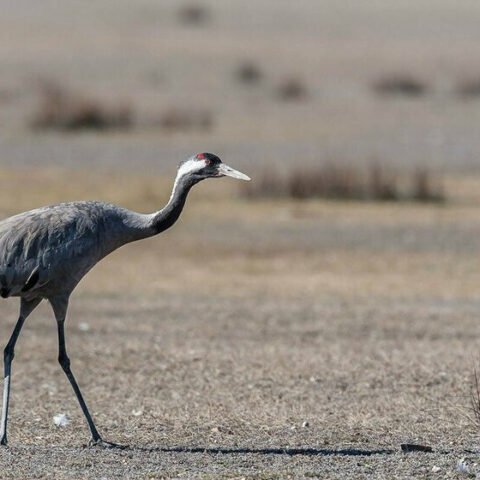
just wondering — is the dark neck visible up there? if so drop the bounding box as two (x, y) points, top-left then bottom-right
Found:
(149, 174), (198, 234)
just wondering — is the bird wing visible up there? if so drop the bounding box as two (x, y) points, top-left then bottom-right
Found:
(0, 202), (114, 298)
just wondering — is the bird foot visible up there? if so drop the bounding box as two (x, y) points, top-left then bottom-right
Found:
(88, 438), (127, 449)
(0, 435), (7, 446)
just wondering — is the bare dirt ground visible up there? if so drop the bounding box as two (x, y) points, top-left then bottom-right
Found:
(0, 172), (479, 478)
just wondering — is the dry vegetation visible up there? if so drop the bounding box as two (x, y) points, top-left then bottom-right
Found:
(177, 3), (210, 25)
(155, 107), (213, 132)
(456, 78), (480, 98)
(373, 75), (429, 97)
(29, 80), (215, 134)
(241, 164), (445, 203)
(470, 368), (480, 431)
(234, 61), (263, 85)
(30, 81), (133, 132)
(275, 77), (309, 101)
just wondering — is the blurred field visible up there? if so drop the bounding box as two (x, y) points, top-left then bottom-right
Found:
(1, 1), (480, 173)
(1, 0), (480, 478)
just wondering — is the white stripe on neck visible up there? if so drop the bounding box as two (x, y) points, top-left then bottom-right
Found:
(169, 159), (206, 201)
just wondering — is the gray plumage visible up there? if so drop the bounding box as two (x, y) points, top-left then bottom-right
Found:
(0, 153), (250, 448)
(0, 201), (151, 300)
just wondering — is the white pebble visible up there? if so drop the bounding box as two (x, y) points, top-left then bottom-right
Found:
(431, 465), (441, 473)
(78, 322), (90, 332)
(132, 410), (143, 417)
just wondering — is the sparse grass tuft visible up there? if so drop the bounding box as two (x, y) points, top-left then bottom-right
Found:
(471, 368), (480, 430)
(411, 168), (445, 203)
(456, 79), (480, 99)
(235, 61), (263, 85)
(373, 75), (428, 97)
(276, 77), (309, 101)
(156, 107), (213, 132)
(177, 4), (210, 25)
(240, 164), (445, 203)
(30, 80), (132, 132)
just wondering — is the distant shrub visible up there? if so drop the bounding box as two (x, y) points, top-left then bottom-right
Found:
(30, 81), (132, 132)
(177, 4), (209, 25)
(235, 62), (263, 85)
(240, 164), (445, 203)
(456, 79), (480, 98)
(287, 166), (364, 200)
(373, 75), (428, 97)
(156, 107), (213, 132)
(368, 164), (399, 201)
(276, 77), (308, 101)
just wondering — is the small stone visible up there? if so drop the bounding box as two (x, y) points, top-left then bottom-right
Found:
(78, 322), (90, 332)
(431, 466), (441, 473)
(132, 410), (143, 417)
(302, 421), (309, 428)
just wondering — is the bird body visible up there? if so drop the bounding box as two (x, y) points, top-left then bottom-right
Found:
(0, 201), (145, 300)
(0, 153), (250, 447)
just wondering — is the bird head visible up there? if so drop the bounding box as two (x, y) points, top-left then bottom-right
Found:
(176, 153), (251, 183)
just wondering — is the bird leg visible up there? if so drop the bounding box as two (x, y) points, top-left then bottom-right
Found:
(51, 296), (123, 448)
(0, 298), (41, 445)
(0, 317), (24, 446)
(56, 314), (102, 443)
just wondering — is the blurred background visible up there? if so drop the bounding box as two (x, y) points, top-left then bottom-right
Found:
(2, 0), (480, 178)
(3, 0), (480, 467)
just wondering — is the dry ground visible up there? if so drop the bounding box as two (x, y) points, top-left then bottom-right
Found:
(0, 171), (479, 478)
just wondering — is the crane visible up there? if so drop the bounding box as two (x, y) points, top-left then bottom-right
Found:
(0, 153), (250, 448)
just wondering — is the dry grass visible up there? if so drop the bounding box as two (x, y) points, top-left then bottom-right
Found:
(177, 4), (210, 25)
(456, 79), (480, 99)
(30, 81), (133, 132)
(470, 368), (480, 430)
(275, 77), (309, 101)
(29, 80), (216, 134)
(373, 75), (428, 97)
(234, 61), (263, 85)
(155, 108), (213, 132)
(241, 164), (445, 203)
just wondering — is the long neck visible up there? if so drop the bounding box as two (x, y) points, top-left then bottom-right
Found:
(116, 173), (199, 246)
(148, 174), (197, 235)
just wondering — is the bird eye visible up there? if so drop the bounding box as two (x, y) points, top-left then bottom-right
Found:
(204, 159), (212, 166)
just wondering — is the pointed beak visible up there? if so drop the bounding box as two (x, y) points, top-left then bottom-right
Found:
(216, 163), (251, 181)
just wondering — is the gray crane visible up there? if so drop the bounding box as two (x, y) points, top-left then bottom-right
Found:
(0, 153), (250, 448)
